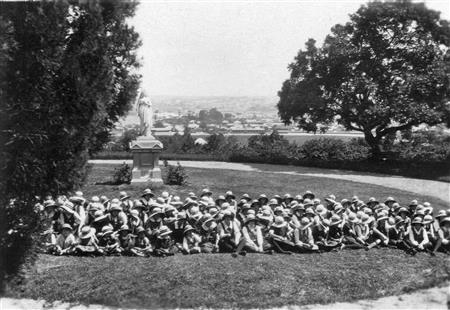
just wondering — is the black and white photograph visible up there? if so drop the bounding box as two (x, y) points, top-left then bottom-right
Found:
(0, 0), (449, 309)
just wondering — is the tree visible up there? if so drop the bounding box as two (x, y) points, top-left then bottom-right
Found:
(118, 126), (140, 151)
(0, 0), (140, 289)
(278, 1), (450, 157)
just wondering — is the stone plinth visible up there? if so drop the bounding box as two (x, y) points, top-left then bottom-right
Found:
(129, 135), (163, 184)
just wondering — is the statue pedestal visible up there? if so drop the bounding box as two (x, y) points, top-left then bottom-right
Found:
(129, 135), (164, 184)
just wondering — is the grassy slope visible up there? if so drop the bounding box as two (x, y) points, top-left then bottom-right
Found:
(87, 164), (447, 211)
(9, 252), (449, 308)
(6, 164), (449, 308)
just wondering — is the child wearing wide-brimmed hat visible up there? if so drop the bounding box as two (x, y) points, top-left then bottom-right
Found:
(232, 214), (264, 257)
(117, 224), (136, 256)
(341, 213), (367, 250)
(119, 191), (134, 215)
(154, 225), (176, 257)
(432, 217), (450, 255)
(107, 202), (128, 231)
(72, 225), (100, 256)
(144, 207), (164, 244)
(97, 225), (121, 256)
(294, 217), (319, 253)
(408, 216), (433, 255)
(132, 226), (153, 257)
(268, 216), (296, 254)
(54, 224), (76, 255)
(182, 225), (202, 254)
(199, 214), (219, 253)
(387, 216), (416, 255)
(217, 210), (241, 253)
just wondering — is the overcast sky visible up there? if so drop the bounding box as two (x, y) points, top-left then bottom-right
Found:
(130, 0), (450, 97)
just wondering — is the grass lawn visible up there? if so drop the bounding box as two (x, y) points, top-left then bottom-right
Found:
(5, 163), (450, 308)
(7, 251), (449, 308)
(87, 164), (447, 211)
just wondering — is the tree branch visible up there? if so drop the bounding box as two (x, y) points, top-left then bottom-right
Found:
(378, 122), (413, 137)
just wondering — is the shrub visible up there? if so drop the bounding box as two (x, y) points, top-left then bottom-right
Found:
(112, 162), (132, 184)
(164, 162), (188, 185)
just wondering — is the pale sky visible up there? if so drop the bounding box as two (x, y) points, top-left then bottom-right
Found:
(131, 0), (450, 97)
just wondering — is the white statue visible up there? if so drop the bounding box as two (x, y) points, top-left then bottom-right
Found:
(136, 89), (153, 137)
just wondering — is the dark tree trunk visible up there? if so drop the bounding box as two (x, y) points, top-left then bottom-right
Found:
(363, 131), (382, 160)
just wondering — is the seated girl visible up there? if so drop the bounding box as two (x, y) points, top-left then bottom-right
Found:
(182, 225), (202, 254)
(269, 216), (296, 254)
(294, 217), (319, 253)
(233, 214), (264, 257)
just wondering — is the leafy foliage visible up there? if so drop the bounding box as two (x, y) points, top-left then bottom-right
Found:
(112, 162), (132, 184)
(0, 0), (140, 289)
(278, 1), (450, 156)
(164, 163), (189, 186)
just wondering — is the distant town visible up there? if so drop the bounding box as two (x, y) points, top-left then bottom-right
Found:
(114, 96), (364, 145)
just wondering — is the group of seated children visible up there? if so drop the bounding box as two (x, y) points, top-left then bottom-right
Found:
(39, 188), (450, 257)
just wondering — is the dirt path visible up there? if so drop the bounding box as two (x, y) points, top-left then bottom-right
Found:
(89, 159), (450, 203)
(1, 284), (448, 309)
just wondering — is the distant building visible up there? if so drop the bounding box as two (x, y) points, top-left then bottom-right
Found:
(194, 138), (208, 146)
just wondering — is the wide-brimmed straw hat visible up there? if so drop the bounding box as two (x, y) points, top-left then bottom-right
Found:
(315, 205), (327, 217)
(394, 215), (405, 225)
(110, 203), (122, 212)
(298, 217), (312, 230)
(441, 217), (450, 224)
(100, 225), (114, 237)
(201, 215), (217, 231)
(59, 203), (75, 214)
(360, 214), (372, 225)
(303, 191), (315, 199)
(119, 224), (131, 233)
(412, 217), (423, 225)
(158, 225), (172, 237)
(292, 203), (305, 213)
(225, 191), (235, 199)
(119, 191), (130, 201)
(170, 196), (183, 208)
(200, 188), (212, 197)
(141, 188), (154, 198)
(329, 214), (342, 226)
(283, 193), (293, 201)
(303, 199), (314, 207)
(93, 210), (108, 222)
(271, 215), (287, 228)
(305, 207), (315, 216)
(241, 193), (252, 202)
(409, 200), (419, 207)
(436, 210), (447, 219)
(80, 226), (95, 239)
(62, 223), (73, 231)
(183, 224), (195, 235)
(269, 198), (279, 206)
(385, 197), (396, 204)
(136, 226), (145, 234)
(366, 197), (379, 205)
(397, 207), (409, 215)
(258, 194), (269, 204)
(243, 214), (258, 225)
(347, 212), (359, 224)
(149, 207), (163, 219)
(274, 206), (284, 214)
(422, 215), (433, 225)
(215, 195), (226, 205)
(44, 199), (58, 209)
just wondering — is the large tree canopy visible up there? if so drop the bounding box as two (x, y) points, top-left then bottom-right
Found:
(278, 0), (450, 156)
(0, 0), (141, 288)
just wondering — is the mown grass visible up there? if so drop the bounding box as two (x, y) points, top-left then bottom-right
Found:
(5, 163), (450, 308)
(7, 251), (449, 308)
(86, 164), (447, 212)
